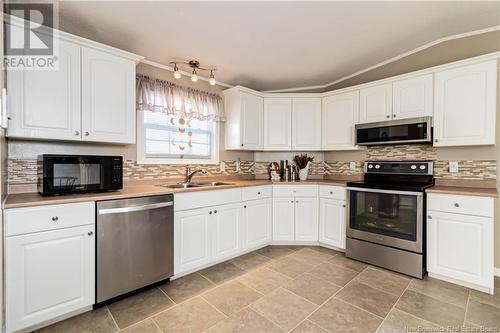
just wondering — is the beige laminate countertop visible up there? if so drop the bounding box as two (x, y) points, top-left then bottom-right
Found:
(4, 179), (351, 209)
(426, 185), (499, 198)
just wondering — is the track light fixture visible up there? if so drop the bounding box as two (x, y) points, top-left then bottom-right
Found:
(169, 59), (217, 85)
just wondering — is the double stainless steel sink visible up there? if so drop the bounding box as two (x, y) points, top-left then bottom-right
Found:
(160, 181), (233, 189)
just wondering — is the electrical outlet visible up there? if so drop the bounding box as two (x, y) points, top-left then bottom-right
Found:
(449, 161), (459, 173)
(220, 161), (226, 172)
(349, 162), (356, 171)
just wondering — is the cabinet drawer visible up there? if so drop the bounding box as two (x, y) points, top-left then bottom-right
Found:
(5, 202), (95, 236)
(427, 193), (494, 217)
(319, 185), (346, 200)
(242, 185), (272, 201)
(273, 185), (318, 197)
(174, 188), (242, 211)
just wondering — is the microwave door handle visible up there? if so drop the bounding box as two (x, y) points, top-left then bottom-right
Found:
(346, 187), (423, 196)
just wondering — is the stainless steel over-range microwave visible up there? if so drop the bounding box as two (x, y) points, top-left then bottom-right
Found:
(38, 154), (123, 196)
(355, 116), (432, 146)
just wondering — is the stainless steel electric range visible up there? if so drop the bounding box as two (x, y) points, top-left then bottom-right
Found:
(345, 161), (434, 279)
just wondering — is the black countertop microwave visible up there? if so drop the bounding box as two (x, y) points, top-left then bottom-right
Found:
(38, 155), (123, 196)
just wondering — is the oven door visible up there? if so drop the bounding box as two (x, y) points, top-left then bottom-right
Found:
(346, 187), (423, 253)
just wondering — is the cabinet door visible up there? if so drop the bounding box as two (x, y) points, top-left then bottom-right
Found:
(174, 208), (212, 274)
(319, 198), (346, 249)
(241, 198), (272, 250)
(264, 98), (292, 150)
(427, 211), (493, 290)
(7, 40), (81, 141)
(433, 61), (497, 147)
(81, 47), (136, 144)
(272, 197), (295, 241)
(322, 91), (360, 150)
(393, 74), (433, 120)
(6, 225), (95, 333)
(292, 98), (321, 150)
(212, 203), (242, 261)
(359, 83), (392, 123)
(294, 197), (319, 242)
(241, 92), (264, 150)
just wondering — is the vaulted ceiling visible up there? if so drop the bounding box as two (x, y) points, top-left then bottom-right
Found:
(58, 1), (500, 91)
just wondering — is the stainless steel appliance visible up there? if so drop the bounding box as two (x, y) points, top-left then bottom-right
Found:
(38, 154), (122, 195)
(355, 116), (432, 146)
(346, 161), (434, 278)
(96, 195), (174, 304)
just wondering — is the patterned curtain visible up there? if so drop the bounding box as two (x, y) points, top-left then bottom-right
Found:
(136, 74), (225, 122)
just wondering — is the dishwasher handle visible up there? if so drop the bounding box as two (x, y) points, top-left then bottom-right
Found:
(98, 201), (173, 215)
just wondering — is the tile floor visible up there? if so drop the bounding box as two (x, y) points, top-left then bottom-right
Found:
(36, 246), (500, 333)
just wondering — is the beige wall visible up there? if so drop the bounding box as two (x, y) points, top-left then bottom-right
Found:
(8, 63), (254, 162)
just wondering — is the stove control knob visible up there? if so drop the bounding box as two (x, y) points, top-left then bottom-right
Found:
(411, 165), (417, 170)
(419, 165), (426, 170)
(375, 165), (380, 169)
(368, 164), (373, 169)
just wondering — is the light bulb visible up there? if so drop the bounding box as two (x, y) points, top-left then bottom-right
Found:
(209, 70), (216, 85)
(173, 64), (181, 79)
(191, 68), (198, 82)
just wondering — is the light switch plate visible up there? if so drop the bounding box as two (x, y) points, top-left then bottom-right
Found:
(449, 161), (459, 173)
(220, 161), (226, 172)
(349, 162), (356, 171)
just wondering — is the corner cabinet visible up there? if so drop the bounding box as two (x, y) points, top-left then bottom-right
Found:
(81, 48), (136, 144)
(322, 91), (361, 150)
(223, 87), (264, 150)
(7, 29), (142, 144)
(5, 202), (95, 333)
(433, 61), (497, 147)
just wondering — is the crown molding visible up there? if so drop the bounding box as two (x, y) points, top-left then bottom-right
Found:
(263, 25), (500, 93)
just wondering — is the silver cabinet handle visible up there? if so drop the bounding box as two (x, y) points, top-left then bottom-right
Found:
(75, 130), (80, 136)
(98, 201), (173, 215)
(454, 203), (460, 207)
(88, 231), (93, 236)
(51, 216), (59, 222)
(85, 131), (89, 136)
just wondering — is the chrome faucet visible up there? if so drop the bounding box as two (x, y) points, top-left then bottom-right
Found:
(185, 166), (208, 183)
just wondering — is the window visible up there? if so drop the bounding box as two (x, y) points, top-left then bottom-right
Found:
(137, 111), (219, 164)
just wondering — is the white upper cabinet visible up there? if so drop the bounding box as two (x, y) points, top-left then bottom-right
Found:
(264, 98), (292, 150)
(359, 83), (392, 123)
(433, 61), (497, 147)
(224, 88), (263, 150)
(322, 91), (360, 150)
(81, 48), (136, 144)
(392, 74), (433, 120)
(292, 98), (321, 150)
(7, 40), (82, 141)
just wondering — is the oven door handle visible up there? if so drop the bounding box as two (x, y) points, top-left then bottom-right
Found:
(346, 187), (423, 196)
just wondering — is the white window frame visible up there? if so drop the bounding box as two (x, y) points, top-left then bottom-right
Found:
(136, 110), (220, 165)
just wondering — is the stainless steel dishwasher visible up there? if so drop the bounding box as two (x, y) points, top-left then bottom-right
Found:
(96, 194), (173, 304)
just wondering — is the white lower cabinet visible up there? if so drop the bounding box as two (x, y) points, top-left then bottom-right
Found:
(5, 203), (95, 333)
(174, 207), (213, 275)
(212, 203), (242, 262)
(241, 198), (272, 250)
(319, 198), (346, 249)
(295, 197), (319, 241)
(427, 193), (494, 293)
(272, 197), (295, 241)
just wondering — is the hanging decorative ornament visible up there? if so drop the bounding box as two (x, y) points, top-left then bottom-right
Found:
(178, 127), (185, 133)
(179, 145), (185, 151)
(171, 139), (176, 146)
(188, 131), (193, 137)
(179, 118), (186, 125)
(187, 120), (192, 127)
(170, 117), (175, 125)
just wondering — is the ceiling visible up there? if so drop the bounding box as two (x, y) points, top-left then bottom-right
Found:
(57, 1), (500, 91)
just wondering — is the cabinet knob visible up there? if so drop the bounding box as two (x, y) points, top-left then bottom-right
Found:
(214, 210), (218, 214)
(75, 130), (80, 136)
(85, 131), (89, 136)
(290, 200), (294, 203)
(386, 115), (390, 119)
(454, 203), (460, 207)
(434, 139), (438, 143)
(241, 144), (244, 147)
(51, 216), (59, 222)
(330, 191), (333, 194)
(209, 211), (213, 215)
(257, 192), (261, 195)
(428, 215), (432, 219)
(393, 114), (397, 118)
(244, 205), (247, 208)
(342, 204), (346, 208)
(88, 231), (93, 236)
(295, 200), (298, 203)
